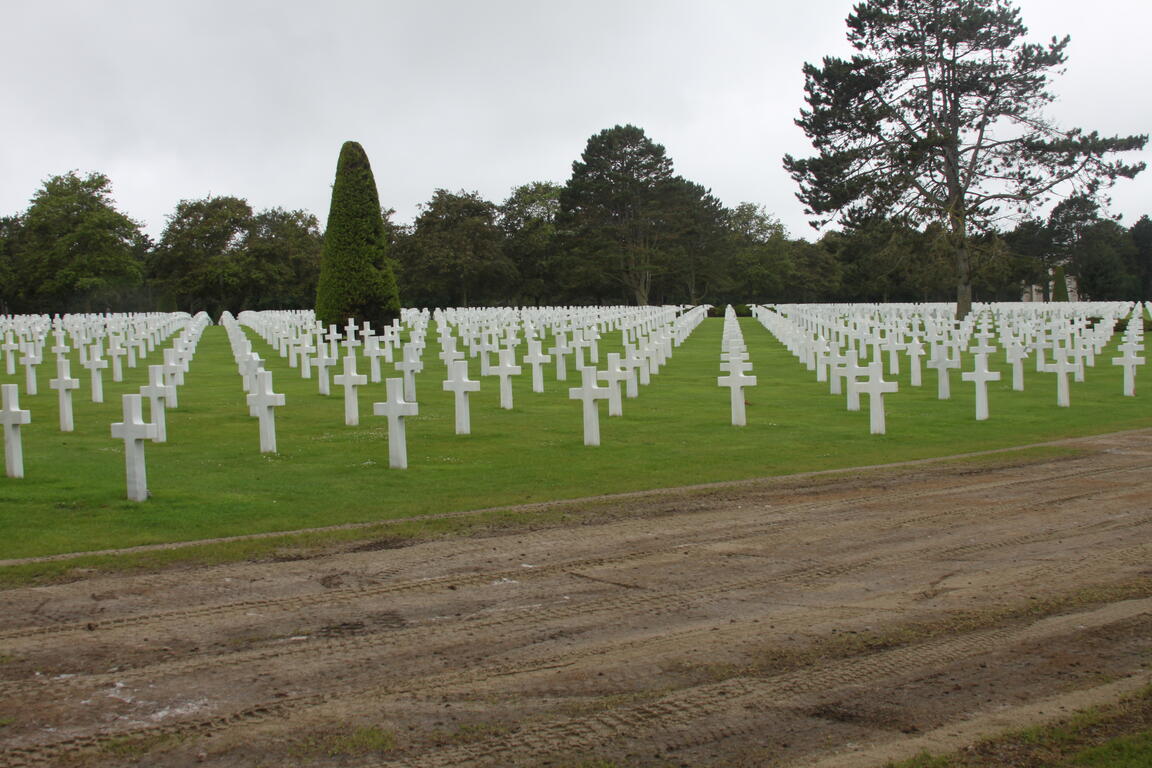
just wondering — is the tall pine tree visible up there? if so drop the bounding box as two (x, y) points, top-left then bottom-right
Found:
(784, 0), (1146, 318)
(315, 141), (401, 328)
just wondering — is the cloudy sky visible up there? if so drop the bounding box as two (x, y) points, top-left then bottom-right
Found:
(2, 0), (1148, 240)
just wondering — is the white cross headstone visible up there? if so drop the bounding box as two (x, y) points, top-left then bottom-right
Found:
(20, 345), (40, 396)
(853, 362), (899, 435)
(396, 344), (423, 401)
(827, 345), (847, 395)
(1, 383), (32, 478)
(961, 353), (1001, 420)
(342, 318), (362, 355)
(568, 365), (611, 446)
(443, 359), (480, 435)
(549, 333), (572, 381)
(49, 357), (80, 432)
(82, 349), (109, 403)
(333, 353), (368, 426)
(2, 334), (19, 375)
(246, 369), (286, 453)
(373, 377), (418, 468)
(621, 345), (643, 396)
(314, 347), (337, 396)
(841, 352), (868, 412)
(905, 335), (925, 387)
(718, 362), (756, 427)
(1005, 343), (1028, 392)
(598, 353), (629, 417)
(140, 364), (174, 443)
(297, 334), (317, 379)
(522, 339), (551, 394)
(926, 344), (959, 400)
(1045, 348), (1078, 408)
(108, 340), (127, 382)
(491, 348), (522, 410)
(1112, 341), (1144, 397)
(161, 348), (182, 407)
(110, 393), (157, 501)
(363, 335), (387, 383)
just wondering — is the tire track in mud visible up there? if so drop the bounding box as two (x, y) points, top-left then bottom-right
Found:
(4, 496), (1147, 705)
(0, 594), (1126, 768)
(2, 525), (1148, 767)
(363, 600), (1152, 768)
(1, 482), (1147, 701)
(1, 459), (1140, 645)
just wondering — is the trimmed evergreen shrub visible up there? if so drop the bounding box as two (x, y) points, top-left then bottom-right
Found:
(1052, 265), (1070, 302)
(315, 141), (401, 328)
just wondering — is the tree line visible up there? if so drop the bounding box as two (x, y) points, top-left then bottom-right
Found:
(1, 126), (1148, 317)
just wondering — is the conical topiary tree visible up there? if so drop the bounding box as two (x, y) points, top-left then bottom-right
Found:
(1052, 265), (1070, 302)
(315, 141), (401, 329)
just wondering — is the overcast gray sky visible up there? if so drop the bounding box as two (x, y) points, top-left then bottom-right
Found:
(2, 0), (1148, 240)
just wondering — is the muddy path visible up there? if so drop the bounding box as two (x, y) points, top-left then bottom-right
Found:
(2, 430), (1151, 767)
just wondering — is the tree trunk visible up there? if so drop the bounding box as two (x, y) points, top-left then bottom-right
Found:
(955, 277), (972, 320)
(952, 216), (973, 320)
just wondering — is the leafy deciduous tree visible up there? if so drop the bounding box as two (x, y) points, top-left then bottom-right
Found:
(1129, 215), (1152, 302)
(559, 125), (677, 305)
(12, 171), (148, 313)
(241, 208), (324, 309)
(499, 182), (562, 306)
(150, 195), (252, 316)
(398, 189), (511, 308)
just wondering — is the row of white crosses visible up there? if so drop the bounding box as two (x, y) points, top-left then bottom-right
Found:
(1, 312), (210, 497)
(716, 306), (757, 426)
(1111, 302), (1147, 397)
(231, 310), (424, 466)
(108, 314), (210, 500)
(1, 313), (188, 402)
(753, 300), (1144, 433)
(221, 312), (287, 454)
(232, 305), (706, 458)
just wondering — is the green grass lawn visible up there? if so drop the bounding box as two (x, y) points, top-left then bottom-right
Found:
(887, 684), (1152, 768)
(1, 315), (1149, 560)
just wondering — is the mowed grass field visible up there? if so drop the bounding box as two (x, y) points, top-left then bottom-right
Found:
(2, 315), (1150, 562)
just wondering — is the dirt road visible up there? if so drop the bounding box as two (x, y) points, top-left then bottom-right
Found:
(2, 430), (1151, 767)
